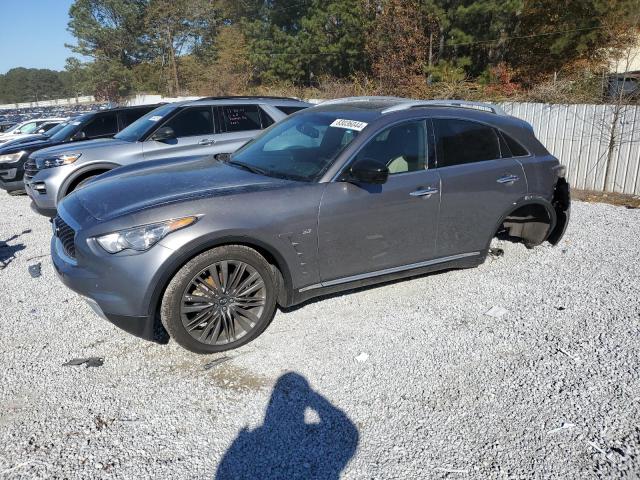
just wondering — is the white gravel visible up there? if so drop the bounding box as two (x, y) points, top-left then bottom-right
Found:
(1, 193), (639, 479)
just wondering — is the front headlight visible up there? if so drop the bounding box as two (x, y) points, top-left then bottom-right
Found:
(95, 216), (198, 254)
(0, 151), (25, 163)
(38, 152), (82, 169)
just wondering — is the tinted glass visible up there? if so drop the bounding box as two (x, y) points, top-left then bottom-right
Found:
(115, 103), (178, 142)
(230, 112), (365, 181)
(276, 105), (308, 115)
(222, 105), (262, 132)
(38, 123), (59, 133)
(119, 107), (155, 130)
(434, 119), (500, 167)
(355, 121), (427, 174)
(49, 114), (92, 141)
(260, 108), (275, 128)
(83, 113), (118, 138)
(163, 106), (214, 137)
(43, 123), (66, 137)
(502, 132), (529, 156)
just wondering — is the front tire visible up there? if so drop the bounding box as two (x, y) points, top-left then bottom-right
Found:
(160, 245), (278, 354)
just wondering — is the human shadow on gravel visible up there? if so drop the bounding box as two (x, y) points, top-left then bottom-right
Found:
(0, 230), (29, 269)
(216, 372), (359, 480)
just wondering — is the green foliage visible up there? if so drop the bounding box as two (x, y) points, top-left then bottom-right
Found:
(2, 0), (639, 103)
(0, 68), (73, 103)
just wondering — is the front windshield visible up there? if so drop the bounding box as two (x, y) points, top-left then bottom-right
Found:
(115, 104), (177, 142)
(229, 112), (369, 182)
(49, 115), (90, 141)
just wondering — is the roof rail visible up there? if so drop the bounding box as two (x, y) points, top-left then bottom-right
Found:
(382, 100), (507, 116)
(318, 96), (406, 106)
(196, 95), (302, 102)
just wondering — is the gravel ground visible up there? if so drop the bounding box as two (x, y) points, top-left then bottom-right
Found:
(0, 193), (639, 479)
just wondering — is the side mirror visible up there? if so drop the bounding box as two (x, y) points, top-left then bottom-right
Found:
(348, 157), (389, 185)
(151, 126), (176, 142)
(72, 130), (87, 141)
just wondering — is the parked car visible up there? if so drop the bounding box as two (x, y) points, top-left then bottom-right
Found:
(51, 97), (570, 354)
(0, 105), (160, 194)
(0, 121), (17, 133)
(0, 118), (66, 144)
(26, 97), (311, 216)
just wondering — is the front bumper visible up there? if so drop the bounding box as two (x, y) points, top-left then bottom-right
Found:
(25, 165), (71, 216)
(50, 211), (176, 342)
(0, 167), (24, 192)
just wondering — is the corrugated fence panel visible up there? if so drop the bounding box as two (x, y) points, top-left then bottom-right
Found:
(501, 102), (640, 195)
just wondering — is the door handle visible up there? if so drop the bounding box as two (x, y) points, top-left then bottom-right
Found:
(496, 174), (519, 184)
(199, 139), (216, 146)
(410, 187), (439, 197)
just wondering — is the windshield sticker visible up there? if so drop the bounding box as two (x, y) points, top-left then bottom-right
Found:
(71, 121), (81, 126)
(330, 119), (368, 131)
(148, 115), (163, 122)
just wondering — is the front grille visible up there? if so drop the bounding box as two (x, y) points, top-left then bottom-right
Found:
(24, 157), (38, 180)
(54, 215), (76, 258)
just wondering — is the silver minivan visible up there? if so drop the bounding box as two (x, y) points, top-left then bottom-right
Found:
(25, 97), (310, 216)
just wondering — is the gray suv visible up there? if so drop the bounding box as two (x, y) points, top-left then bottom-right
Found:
(25, 97), (311, 216)
(51, 97), (570, 354)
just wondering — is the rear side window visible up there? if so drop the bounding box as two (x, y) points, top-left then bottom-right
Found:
(276, 105), (307, 115)
(501, 131), (529, 157)
(434, 119), (501, 167)
(163, 106), (214, 137)
(221, 105), (263, 132)
(83, 113), (118, 138)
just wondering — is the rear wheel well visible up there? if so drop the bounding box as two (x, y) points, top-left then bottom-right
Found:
(498, 202), (554, 248)
(64, 168), (111, 197)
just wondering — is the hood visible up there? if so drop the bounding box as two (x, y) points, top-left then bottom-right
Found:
(31, 138), (123, 158)
(0, 136), (56, 154)
(72, 156), (293, 221)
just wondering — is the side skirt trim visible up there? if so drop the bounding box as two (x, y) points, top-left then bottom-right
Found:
(299, 251), (481, 292)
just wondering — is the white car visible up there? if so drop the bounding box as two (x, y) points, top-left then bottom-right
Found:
(0, 118), (67, 144)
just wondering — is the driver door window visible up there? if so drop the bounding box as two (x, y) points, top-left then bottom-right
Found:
(355, 121), (427, 174)
(162, 107), (214, 138)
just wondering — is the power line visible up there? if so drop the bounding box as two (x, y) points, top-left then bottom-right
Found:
(444, 25), (607, 48)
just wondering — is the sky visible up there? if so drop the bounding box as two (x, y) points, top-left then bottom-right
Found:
(0, 0), (81, 74)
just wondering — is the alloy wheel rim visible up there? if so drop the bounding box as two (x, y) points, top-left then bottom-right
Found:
(180, 260), (266, 345)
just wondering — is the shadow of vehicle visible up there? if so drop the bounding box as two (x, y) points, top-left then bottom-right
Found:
(216, 372), (359, 479)
(0, 230), (30, 269)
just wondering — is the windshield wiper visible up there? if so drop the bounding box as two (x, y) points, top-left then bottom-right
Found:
(226, 160), (269, 176)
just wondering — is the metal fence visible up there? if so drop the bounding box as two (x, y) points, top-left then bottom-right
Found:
(502, 102), (640, 195)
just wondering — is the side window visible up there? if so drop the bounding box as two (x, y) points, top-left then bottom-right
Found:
(501, 131), (529, 157)
(355, 120), (427, 175)
(434, 119), (501, 167)
(83, 113), (118, 138)
(222, 105), (262, 132)
(119, 108), (152, 130)
(276, 105), (308, 115)
(163, 106), (214, 137)
(259, 108), (275, 128)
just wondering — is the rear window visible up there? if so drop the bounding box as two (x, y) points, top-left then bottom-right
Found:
(434, 119), (501, 167)
(276, 105), (308, 115)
